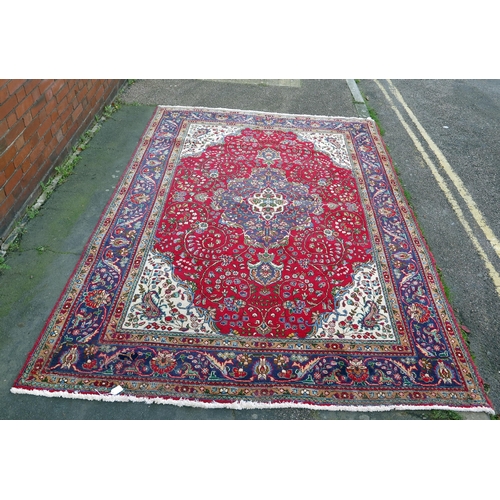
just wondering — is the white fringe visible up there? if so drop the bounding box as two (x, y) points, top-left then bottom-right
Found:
(157, 105), (373, 123)
(10, 387), (495, 414)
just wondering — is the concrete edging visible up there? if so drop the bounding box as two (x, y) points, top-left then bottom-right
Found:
(346, 79), (370, 118)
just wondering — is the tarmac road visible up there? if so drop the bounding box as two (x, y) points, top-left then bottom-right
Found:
(357, 79), (500, 413)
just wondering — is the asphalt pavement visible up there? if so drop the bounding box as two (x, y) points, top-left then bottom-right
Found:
(0, 79), (495, 420)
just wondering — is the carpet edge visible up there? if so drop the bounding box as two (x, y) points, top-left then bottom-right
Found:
(157, 104), (372, 122)
(10, 387), (495, 414)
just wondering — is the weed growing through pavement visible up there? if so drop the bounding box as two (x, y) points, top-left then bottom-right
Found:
(355, 82), (385, 135)
(367, 104), (385, 136)
(26, 206), (39, 220)
(8, 233), (22, 253)
(428, 410), (462, 420)
(436, 266), (452, 302)
(0, 257), (9, 273)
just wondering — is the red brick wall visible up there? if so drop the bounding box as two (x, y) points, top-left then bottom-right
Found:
(0, 79), (126, 240)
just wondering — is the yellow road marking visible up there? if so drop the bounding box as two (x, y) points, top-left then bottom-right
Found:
(374, 79), (500, 298)
(387, 79), (500, 260)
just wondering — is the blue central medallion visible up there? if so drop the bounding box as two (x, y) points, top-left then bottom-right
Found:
(212, 167), (323, 249)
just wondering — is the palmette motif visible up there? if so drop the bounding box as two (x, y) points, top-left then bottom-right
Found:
(12, 107), (493, 412)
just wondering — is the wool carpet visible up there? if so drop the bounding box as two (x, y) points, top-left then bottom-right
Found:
(12, 106), (494, 413)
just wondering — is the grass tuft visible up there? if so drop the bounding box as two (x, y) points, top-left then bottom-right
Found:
(428, 409), (463, 420)
(0, 257), (10, 273)
(367, 104), (385, 136)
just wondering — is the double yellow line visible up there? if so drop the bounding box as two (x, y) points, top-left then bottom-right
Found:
(374, 79), (500, 298)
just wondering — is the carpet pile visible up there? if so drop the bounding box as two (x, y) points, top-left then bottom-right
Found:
(12, 106), (494, 413)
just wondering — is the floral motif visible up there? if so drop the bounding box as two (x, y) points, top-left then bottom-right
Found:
(436, 361), (454, 384)
(151, 351), (177, 374)
(254, 357), (272, 380)
(408, 303), (431, 323)
(58, 346), (79, 369)
(84, 289), (111, 308)
(311, 262), (393, 341)
(248, 187), (289, 220)
(247, 251), (284, 286)
(346, 359), (369, 383)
